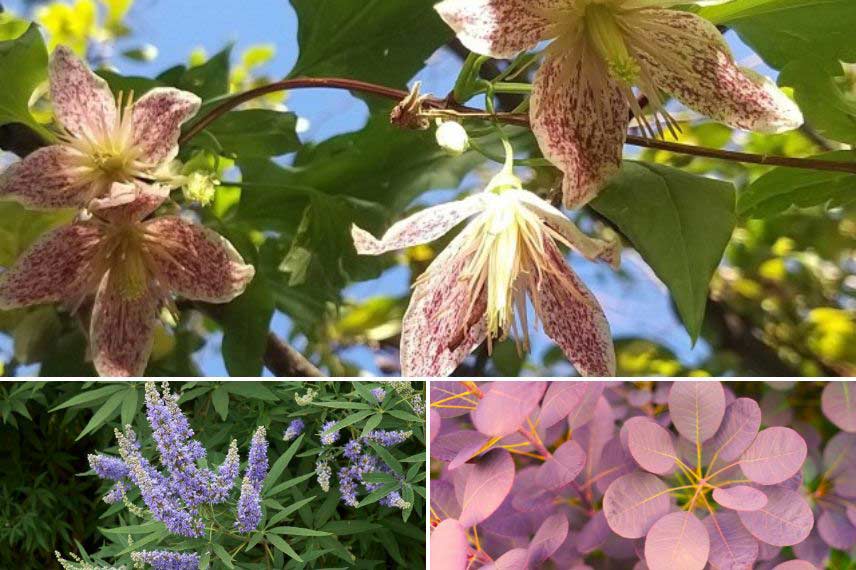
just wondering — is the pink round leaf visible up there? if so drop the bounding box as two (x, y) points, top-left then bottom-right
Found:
(703, 510), (759, 570)
(472, 381), (547, 437)
(431, 430), (489, 463)
(772, 562), (818, 570)
(527, 513), (569, 565)
(628, 419), (678, 475)
(536, 439), (586, 491)
(577, 510), (611, 554)
(704, 397), (762, 466)
(644, 511), (710, 570)
(822, 382), (856, 433)
(712, 485), (768, 511)
(849, 505), (856, 527)
(817, 509), (856, 550)
(603, 472), (672, 539)
(431, 381), (475, 418)
(739, 427), (807, 485)
(668, 381), (726, 445)
(430, 480), (461, 521)
(430, 519), (468, 570)
(737, 487), (814, 546)
(822, 431), (856, 479)
(459, 449), (516, 528)
(538, 381), (605, 429)
(595, 437), (636, 494)
(481, 549), (529, 570)
(430, 408), (441, 444)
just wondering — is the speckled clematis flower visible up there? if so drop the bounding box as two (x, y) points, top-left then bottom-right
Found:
(435, 0), (803, 207)
(0, 194), (254, 376)
(0, 46), (200, 210)
(352, 172), (619, 377)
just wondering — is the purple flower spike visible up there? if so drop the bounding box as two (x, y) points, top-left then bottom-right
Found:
(131, 550), (200, 570)
(247, 426), (268, 490)
(283, 419), (304, 441)
(319, 421), (340, 445)
(371, 387), (386, 402)
(363, 430), (411, 447)
(88, 453), (129, 481)
(235, 475), (262, 533)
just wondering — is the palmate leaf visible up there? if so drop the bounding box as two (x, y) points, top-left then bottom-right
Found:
(699, 0), (856, 70)
(0, 25), (49, 136)
(289, 0), (451, 87)
(592, 162), (736, 342)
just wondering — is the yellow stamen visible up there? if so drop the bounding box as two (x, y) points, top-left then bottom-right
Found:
(584, 4), (639, 84)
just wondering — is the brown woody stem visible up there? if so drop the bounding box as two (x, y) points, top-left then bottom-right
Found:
(180, 76), (856, 175)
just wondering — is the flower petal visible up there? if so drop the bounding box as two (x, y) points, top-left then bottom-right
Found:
(0, 145), (91, 209)
(531, 51), (629, 208)
(400, 225), (486, 377)
(352, 194), (486, 256)
(50, 46), (117, 139)
(627, 9), (803, 133)
(93, 183), (169, 221)
(533, 237), (615, 376)
(90, 272), (159, 377)
(144, 216), (255, 303)
(0, 222), (102, 309)
(131, 88), (201, 165)
(509, 189), (621, 268)
(434, 0), (554, 59)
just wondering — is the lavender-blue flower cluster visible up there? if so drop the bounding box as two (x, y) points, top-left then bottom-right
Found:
(88, 382), (268, 540)
(283, 419), (304, 441)
(131, 550), (200, 570)
(234, 426), (268, 533)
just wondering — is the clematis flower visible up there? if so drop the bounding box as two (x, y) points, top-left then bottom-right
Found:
(0, 194), (254, 376)
(0, 46), (200, 210)
(352, 170), (619, 377)
(435, 0), (803, 207)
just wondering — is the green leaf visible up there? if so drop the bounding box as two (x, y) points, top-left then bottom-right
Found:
(324, 410), (374, 434)
(52, 384), (123, 411)
(267, 495), (316, 527)
(737, 151), (856, 218)
(211, 543), (235, 570)
(99, 521), (165, 535)
(77, 390), (126, 439)
(267, 471), (315, 496)
(312, 401), (373, 410)
(700, 0), (856, 69)
(366, 440), (403, 474)
(360, 413), (383, 437)
(120, 386), (138, 426)
(267, 526), (331, 537)
(265, 434), (304, 493)
(224, 381), (277, 401)
(212, 385), (230, 420)
(362, 472), (398, 484)
(0, 25), (50, 137)
(320, 520), (384, 535)
(592, 162), (736, 342)
(220, 275), (274, 376)
(778, 57), (856, 145)
(289, 0), (451, 87)
(357, 481), (400, 508)
(265, 533), (303, 562)
(159, 47), (231, 101)
(191, 109), (301, 158)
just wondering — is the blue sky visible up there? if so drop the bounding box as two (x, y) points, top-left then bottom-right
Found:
(1, 0), (773, 376)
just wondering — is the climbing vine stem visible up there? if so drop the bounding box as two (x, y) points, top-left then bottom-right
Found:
(179, 76), (856, 176)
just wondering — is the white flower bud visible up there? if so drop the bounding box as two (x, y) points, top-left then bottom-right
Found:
(435, 121), (469, 156)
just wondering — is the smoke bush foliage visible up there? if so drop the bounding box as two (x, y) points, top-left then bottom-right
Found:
(430, 381), (856, 570)
(3, 380), (424, 570)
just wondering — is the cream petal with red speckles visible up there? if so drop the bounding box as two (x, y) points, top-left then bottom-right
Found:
(131, 88), (201, 165)
(49, 46), (118, 139)
(508, 189), (622, 268)
(627, 9), (803, 133)
(400, 225), (487, 377)
(434, 0), (556, 60)
(144, 216), (255, 304)
(94, 183), (169, 223)
(0, 145), (91, 209)
(533, 237), (615, 377)
(351, 193), (487, 256)
(90, 271), (160, 377)
(0, 222), (103, 309)
(530, 51), (629, 208)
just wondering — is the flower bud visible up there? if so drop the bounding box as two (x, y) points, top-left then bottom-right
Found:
(435, 121), (469, 156)
(182, 171), (219, 206)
